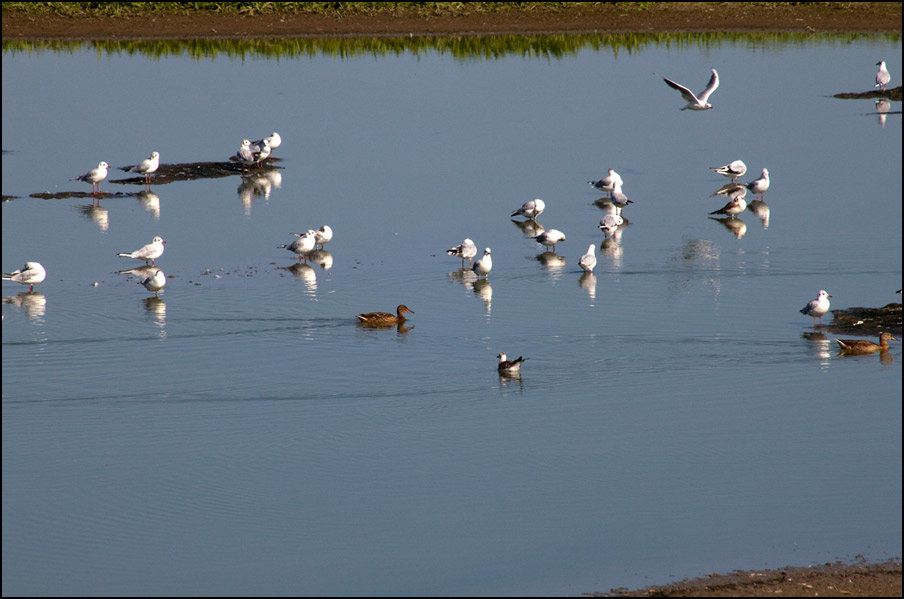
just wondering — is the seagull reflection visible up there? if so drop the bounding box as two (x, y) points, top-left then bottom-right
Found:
(536, 251), (566, 271)
(75, 203), (109, 231)
(283, 262), (317, 293)
(875, 98), (891, 128)
(511, 217), (545, 239)
(709, 216), (747, 239)
(747, 199), (770, 229)
(135, 190), (161, 219)
(711, 182), (746, 198)
(802, 331), (832, 368)
(144, 296), (167, 334)
(117, 264), (159, 281)
(449, 267), (478, 289)
(3, 291), (47, 320)
(600, 237), (623, 267)
(307, 249), (333, 271)
(579, 271), (597, 302)
(473, 278), (492, 313)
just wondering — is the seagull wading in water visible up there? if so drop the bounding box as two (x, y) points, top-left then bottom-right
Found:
(800, 290), (831, 325)
(660, 68), (719, 110)
(117, 236), (166, 266)
(3, 261), (46, 292)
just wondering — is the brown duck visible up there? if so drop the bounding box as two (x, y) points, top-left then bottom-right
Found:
(834, 332), (899, 353)
(355, 305), (414, 326)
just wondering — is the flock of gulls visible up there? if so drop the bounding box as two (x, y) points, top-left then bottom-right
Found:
(5, 61), (900, 366)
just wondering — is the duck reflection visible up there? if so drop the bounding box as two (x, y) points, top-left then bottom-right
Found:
(3, 291), (47, 320)
(709, 216), (747, 239)
(75, 203), (109, 231)
(135, 190), (161, 219)
(747, 199), (770, 229)
(307, 249), (333, 271)
(511, 217), (545, 239)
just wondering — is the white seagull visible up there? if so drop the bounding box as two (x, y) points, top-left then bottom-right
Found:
(254, 139), (271, 166)
(3, 261), (46, 292)
(281, 230), (317, 262)
(235, 139), (257, 168)
(313, 225), (333, 248)
(588, 168), (624, 197)
(117, 236), (166, 265)
(446, 238), (477, 267)
(140, 269), (167, 297)
(710, 159), (747, 182)
(473, 248), (493, 278)
(534, 229), (566, 252)
(876, 60), (891, 91)
(800, 290), (832, 325)
(660, 68), (720, 110)
(610, 182), (633, 215)
(511, 198), (545, 220)
(746, 168), (770, 200)
(72, 161), (109, 194)
(252, 132), (282, 153)
(497, 352), (526, 375)
(709, 191), (748, 219)
(578, 244), (597, 272)
(125, 151), (160, 184)
(598, 213), (623, 237)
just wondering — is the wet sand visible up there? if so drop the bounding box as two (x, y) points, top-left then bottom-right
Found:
(2, 3), (901, 596)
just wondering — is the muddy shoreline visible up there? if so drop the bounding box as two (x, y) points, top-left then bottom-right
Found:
(2, 3), (902, 40)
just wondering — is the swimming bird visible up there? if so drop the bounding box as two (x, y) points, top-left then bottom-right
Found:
(446, 238), (477, 267)
(117, 236), (166, 265)
(511, 198), (545, 220)
(610, 183), (633, 215)
(875, 60), (891, 91)
(140, 268), (167, 297)
(2, 261), (46, 292)
(281, 230), (316, 261)
(588, 168), (624, 197)
(709, 190), (747, 219)
(534, 229), (566, 252)
(72, 161), (109, 194)
(660, 68), (719, 110)
(473, 248), (493, 278)
(834, 332), (898, 354)
(578, 244), (597, 272)
(497, 352), (526, 374)
(746, 168), (770, 200)
(710, 159), (747, 182)
(313, 225), (333, 248)
(355, 305), (414, 326)
(251, 132), (281, 154)
(598, 213), (623, 237)
(800, 289), (832, 325)
(125, 151), (160, 184)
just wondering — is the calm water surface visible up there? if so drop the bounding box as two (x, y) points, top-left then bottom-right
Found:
(2, 34), (902, 596)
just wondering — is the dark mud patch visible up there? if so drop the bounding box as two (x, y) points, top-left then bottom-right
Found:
(834, 86), (903, 101)
(826, 302), (903, 335)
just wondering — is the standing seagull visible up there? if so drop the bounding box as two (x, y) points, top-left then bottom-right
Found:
(140, 269), (167, 297)
(235, 139), (257, 169)
(125, 151), (160, 185)
(447, 238), (477, 267)
(313, 225), (333, 249)
(118, 236), (166, 265)
(578, 244), (597, 272)
(746, 168), (770, 200)
(72, 161), (109, 194)
(252, 132), (282, 154)
(534, 229), (566, 253)
(598, 213), (623, 237)
(709, 188), (748, 219)
(800, 289), (832, 325)
(588, 168), (624, 197)
(609, 182), (633, 215)
(660, 68), (720, 110)
(875, 60), (891, 91)
(3, 261), (46, 292)
(497, 352), (526, 375)
(473, 248), (493, 278)
(710, 159), (747, 182)
(282, 230), (317, 262)
(511, 198), (545, 220)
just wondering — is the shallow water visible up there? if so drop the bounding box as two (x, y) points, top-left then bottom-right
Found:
(2, 34), (901, 596)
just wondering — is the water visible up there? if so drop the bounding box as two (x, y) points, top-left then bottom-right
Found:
(3, 34), (901, 596)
